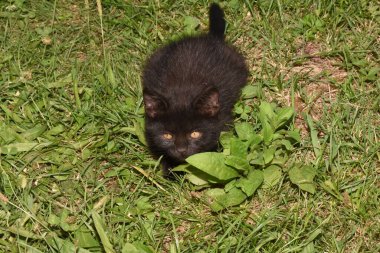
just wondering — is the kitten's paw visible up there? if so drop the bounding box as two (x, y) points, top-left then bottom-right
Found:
(161, 160), (175, 179)
(161, 159), (184, 180)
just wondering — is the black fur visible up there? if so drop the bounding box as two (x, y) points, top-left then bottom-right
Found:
(142, 3), (248, 176)
(209, 3), (226, 39)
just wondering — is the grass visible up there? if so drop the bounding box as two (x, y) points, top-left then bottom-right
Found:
(0, 0), (379, 252)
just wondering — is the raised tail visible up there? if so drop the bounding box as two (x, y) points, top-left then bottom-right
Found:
(209, 3), (225, 40)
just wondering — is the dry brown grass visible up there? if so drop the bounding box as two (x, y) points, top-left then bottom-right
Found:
(281, 41), (347, 135)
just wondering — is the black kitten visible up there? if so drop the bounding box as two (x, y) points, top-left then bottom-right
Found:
(142, 3), (248, 176)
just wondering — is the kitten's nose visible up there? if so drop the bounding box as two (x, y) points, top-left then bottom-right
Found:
(176, 147), (187, 156)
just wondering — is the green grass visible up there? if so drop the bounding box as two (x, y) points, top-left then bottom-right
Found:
(0, 0), (379, 252)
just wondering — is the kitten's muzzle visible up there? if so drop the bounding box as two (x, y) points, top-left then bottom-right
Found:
(169, 146), (192, 162)
(176, 147), (188, 158)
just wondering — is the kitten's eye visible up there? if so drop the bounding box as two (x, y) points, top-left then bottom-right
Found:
(162, 133), (173, 140)
(190, 131), (202, 139)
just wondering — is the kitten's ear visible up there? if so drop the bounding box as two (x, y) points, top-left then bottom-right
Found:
(143, 93), (167, 118)
(194, 87), (220, 117)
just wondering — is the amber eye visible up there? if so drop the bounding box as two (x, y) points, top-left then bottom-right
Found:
(162, 133), (173, 140)
(190, 131), (202, 139)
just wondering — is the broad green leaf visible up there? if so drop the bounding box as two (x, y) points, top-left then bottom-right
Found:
(59, 209), (79, 232)
(94, 130), (110, 148)
(262, 121), (274, 144)
(352, 59), (367, 67)
(47, 236), (92, 253)
(45, 124), (65, 136)
(259, 102), (275, 123)
(0, 142), (51, 155)
(47, 74), (72, 89)
(281, 139), (294, 151)
(330, 137), (339, 161)
(224, 179), (238, 192)
(0, 104), (22, 123)
(241, 85), (259, 99)
(221, 187), (247, 208)
(121, 243), (140, 253)
(128, 197), (155, 216)
(75, 226), (100, 248)
(134, 119), (146, 145)
(48, 214), (60, 226)
(172, 163), (193, 173)
(263, 147), (276, 164)
(320, 180), (343, 200)
(135, 197), (154, 214)
(225, 155), (250, 172)
(106, 140), (116, 152)
(186, 152), (239, 181)
(288, 165), (316, 194)
(302, 242), (315, 253)
(122, 242), (155, 253)
(235, 170), (263, 196)
(230, 138), (247, 158)
(228, 0), (242, 9)
(36, 26), (52, 36)
(219, 131), (234, 149)
(82, 148), (92, 160)
(183, 16), (200, 32)
(275, 107), (294, 129)
(306, 115), (321, 158)
(1, 171), (12, 195)
(249, 152), (265, 166)
(272, 132), (284, 141)
(254, 232), (279, 252)
(0, 123), (23, 143)
(175, 164), (222, 184)
(71, 139), (93, 150)
(7, 226), (43, 240)
(305, 228), (322, 244)
(92, 212), (115, 253)
(205, 188), (225, 211)
(248, 134), (263, 149)
(366, 66), (380, 81)
(288, 130), (301, 143)
(107, 65), (117, 89)
(262, 165), (282, 188)
(186, 174), (210, 186)
(235, 122), (254, 140)
(206, 187), (247, 211)
(234, 103), (244, 114)
(21, 124), (46, 141)
(271, 149), (288, 166)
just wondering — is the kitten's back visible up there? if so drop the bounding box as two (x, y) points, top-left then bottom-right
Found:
(143, 36), (247, 115)
(142, 4), (249, 174)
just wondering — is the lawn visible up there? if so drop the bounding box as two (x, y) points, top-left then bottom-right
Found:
(0, 0), (379, 252)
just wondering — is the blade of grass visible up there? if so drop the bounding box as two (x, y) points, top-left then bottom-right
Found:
(92, 211), (115, 253)
(306, 114), (322, 159)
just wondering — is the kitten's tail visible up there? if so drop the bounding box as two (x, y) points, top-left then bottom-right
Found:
(209, 3), (225, 40)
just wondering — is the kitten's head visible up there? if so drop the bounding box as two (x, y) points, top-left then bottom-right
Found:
(144, 87), (222, 162)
